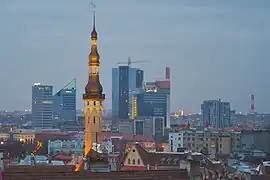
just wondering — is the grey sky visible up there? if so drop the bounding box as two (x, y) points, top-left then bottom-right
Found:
(0, 0), (270, 113)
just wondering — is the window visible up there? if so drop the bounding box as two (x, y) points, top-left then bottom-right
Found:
(93, 117), (96, 124)
(137, 159), (140, 165)
(128, 159), (131, 164)
(132, 159), (135, 164)
(132, 149), (135, 152)
(93, 101), (96, 106)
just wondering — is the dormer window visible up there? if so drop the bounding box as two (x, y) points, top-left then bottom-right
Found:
(160, 157), (166, 164)
(173, 158), (179, 164)
(167, 158), (172, 164)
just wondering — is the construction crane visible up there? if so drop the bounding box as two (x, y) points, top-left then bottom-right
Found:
(117, 56), (148, 66)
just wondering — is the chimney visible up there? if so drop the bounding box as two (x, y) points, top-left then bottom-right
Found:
(166, 66), (170, 80)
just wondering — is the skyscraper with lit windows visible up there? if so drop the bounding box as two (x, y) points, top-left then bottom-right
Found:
(112, 66), (143, 119)
(32, 83), (53, 129)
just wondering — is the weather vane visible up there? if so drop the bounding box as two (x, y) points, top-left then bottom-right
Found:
(91, 0), (96, 12)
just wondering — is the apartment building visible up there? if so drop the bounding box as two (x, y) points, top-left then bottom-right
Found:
(169, 128), (232, 155)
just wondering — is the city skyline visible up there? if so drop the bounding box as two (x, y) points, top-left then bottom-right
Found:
(1, 0), (270, 112)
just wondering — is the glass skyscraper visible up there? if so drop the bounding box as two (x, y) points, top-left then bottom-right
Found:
(32, 83), (53, 129)
(53, 79), (76, 121)
(112, 66), (143, 119)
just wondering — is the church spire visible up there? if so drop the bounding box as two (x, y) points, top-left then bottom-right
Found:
(91, 1), (97, 40)
(83, 0), (104, 100)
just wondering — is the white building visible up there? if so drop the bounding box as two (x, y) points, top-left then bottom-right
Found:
(169, 132), (184, 152)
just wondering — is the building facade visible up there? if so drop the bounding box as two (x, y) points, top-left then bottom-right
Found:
(112, 66), (144, 119)
(169, 132), (184, 152)
(32, 83), (53, 129)
(201, 99), (231, 128)
(134, 120), (144, 135)
(53, 79), (76, 122)
(169, 129), (232, 155)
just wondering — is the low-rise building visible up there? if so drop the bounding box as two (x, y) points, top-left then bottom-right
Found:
(122, 143), (203, 171)
(169, 128), (232, 155)
(12, 130), (35, 143)
(0, 132), (10, 141)
(169, 132), (184, 152)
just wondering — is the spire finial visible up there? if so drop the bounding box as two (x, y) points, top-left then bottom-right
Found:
(91, 0), (96, 30)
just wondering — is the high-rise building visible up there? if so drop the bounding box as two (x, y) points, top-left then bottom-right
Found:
(32, 83), (53, 129)
(53, 79), (76, 121)
(201, 99), (231, 128)
(112, 66), (144, 119)
(82, 9), (105, 157)
(131, 82), (168, 123)
(155, 66), (171, 128)
(134, 119), (144, 135)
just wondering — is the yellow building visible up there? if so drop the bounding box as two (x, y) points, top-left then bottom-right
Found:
(0, 132), (10, 141)
(13, 132), (35, 143)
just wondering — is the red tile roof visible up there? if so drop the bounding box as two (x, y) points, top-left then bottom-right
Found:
(121, 134), (154, 142)
(53, 154), (73, 161)
(124, 143), (203, 167)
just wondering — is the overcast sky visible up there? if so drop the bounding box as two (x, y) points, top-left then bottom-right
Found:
(0, 0), (270, 113)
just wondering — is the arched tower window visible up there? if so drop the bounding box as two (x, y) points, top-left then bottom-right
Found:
(93, 117), (96, 124)
(93, 101), (96, 106)
(128, 158), (131, 164)
(137, 159), (140, 165)
(132, 159), (135, 164)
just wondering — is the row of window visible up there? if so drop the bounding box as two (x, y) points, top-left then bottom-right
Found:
(127, 158), (140, 165)
(86, 101), (102, 106)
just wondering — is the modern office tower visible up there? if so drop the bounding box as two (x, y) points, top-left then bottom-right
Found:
(53, 79), (76, 121)
(32, 83), (53, 129)
(201, 99), (231, 128)
(155, 66), (170, 128)
(131, 82), (168, 121)
(129, 82), (167, 141)
(112, 66), (144, 119)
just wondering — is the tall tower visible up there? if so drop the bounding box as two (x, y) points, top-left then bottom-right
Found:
(83, 7), (105, 156)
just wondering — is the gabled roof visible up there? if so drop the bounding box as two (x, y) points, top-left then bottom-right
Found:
(125, 143), (203, 166)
